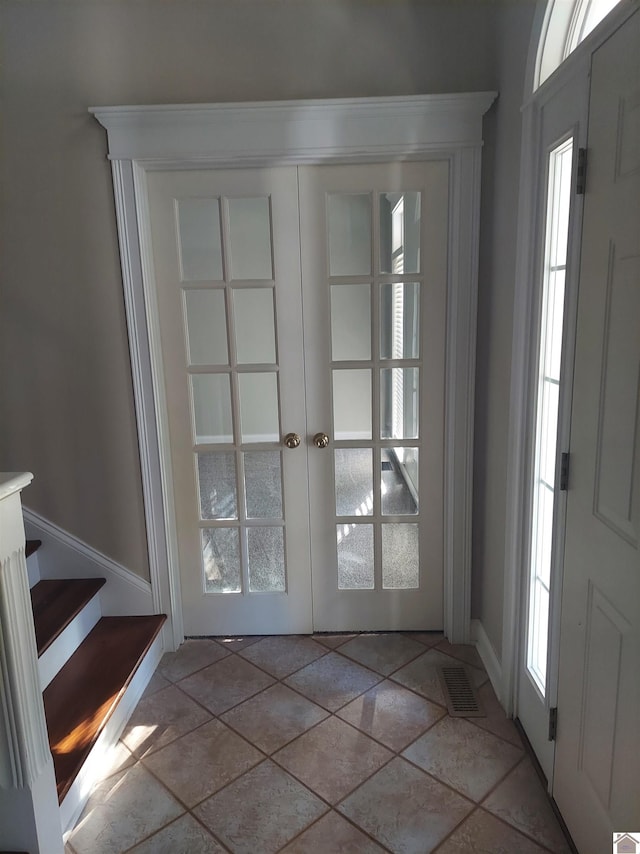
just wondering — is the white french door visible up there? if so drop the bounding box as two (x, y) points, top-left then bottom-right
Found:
(145, 161), (448, 635)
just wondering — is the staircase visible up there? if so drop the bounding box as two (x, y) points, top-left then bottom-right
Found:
(26, 539), (166, 836)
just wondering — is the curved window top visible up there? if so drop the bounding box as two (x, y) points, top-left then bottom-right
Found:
(536, 0), (621, 88)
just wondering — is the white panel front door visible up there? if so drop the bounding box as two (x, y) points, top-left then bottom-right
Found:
(145, 162), (448, 635)
(553, 12), (640, 853)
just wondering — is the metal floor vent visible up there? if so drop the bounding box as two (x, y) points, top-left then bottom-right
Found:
(437, 665), (485, 717)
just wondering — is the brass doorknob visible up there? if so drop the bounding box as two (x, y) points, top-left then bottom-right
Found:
(313, 432), (330, 449)
(283, 432), (301, 449)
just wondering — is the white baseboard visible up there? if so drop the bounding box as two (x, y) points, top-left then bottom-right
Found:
(471, 618), (503, 702)
(23, 507), (153, 617)
(60, 630), (164, 835)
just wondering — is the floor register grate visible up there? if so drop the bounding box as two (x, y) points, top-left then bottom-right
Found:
(437, 665), (485, 717)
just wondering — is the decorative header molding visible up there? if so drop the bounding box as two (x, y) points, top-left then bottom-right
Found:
(90, 93), (497, 165)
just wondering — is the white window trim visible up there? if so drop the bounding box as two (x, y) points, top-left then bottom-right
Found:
(91, 93), (496, 650)
(501, 0), (638, 715)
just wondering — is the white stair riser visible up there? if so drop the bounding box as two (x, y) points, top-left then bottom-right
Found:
(26, 550), (41, 588)
(39, 594), (102, 690)
(60, 630), (164, 835)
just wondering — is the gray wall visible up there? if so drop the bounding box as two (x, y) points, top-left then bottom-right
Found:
(0, 0), (535, 655)
(473, 1), (538, 656)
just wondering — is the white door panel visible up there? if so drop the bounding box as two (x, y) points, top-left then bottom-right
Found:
(553, 12), (640, 852)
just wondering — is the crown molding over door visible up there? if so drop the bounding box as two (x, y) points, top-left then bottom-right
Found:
(91, 93), (497, 649)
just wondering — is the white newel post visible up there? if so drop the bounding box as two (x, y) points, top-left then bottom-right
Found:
(0, 474), (63, 854)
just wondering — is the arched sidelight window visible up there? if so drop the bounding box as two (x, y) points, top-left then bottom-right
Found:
(536, 0), (621, 87)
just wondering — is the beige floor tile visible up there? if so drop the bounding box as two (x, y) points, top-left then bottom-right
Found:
(67, 763), (183, 854)
(338, 633), (426, 676)
(312, 633), (356, 648)
(195, 760), (327, 854)
(436, 807), (552, 853)
(337, 679), (446, 751)
(179, 654), (275, 714)
(95, 740), (136, 782)
(281, 810), (386, 852)
(339, 756), (473, 853)
(142, 718), (263, 806)
(127, 813), (227, 853)
(238, 635), (327, 678)
(284, 652), (382, 711)
(391, 649), (487, 705)
(435, 639), (486, 669)
(142, 670), (171, 698)
(159, 639), (230, 682)
(470, 681), (523, 747)
(222, 683), (328, 753)
(274, 716), (393, 804)
(214, 634), (264, 651)
(402, 716), (522, 802)
(121, 685), (212, 758)
(408, 631), (445, 647)
(483, 759), (572, 853)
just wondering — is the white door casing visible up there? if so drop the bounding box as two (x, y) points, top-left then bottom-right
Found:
(553, 11), (640, 852)
(91, 94), (496, 648)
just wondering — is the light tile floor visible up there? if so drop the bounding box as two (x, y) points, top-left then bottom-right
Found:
(65, 633), (572, 854)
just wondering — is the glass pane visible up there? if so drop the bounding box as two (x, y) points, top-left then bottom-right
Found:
(382, 448), (418, 515)
(382, 524), (419, 589)
(336, 524), (374, 589)
(233, 288), (276, 364)
(379, 192), (421, 273)
(184, 289), (228, 366)
(244, 451), (283, 518)
(238, 372), (280, 443)
(540, 380), (559, 488)
(191, 374), (233, 444)
(332, 370), (371, 440)
(380, 283), (420, 360)
(335, 449), (373, 516)
(545, 270), (565, 381)
(177, 198), (223, 281)
(202, 527), (240, 593)
(328, 193), (371, 276)
(331, 284), (371, 361)
(228, 197), (273, 280)
(197, 452), (237, 520)
(380, 368), (419, 439)
(248, 527), (285, 592)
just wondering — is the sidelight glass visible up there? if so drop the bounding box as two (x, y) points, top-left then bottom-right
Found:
(331, 284), (371, 361)
(244, 451), (283, 519)
(238, 372), (280, 443)
(202, 527), (240, 593)
(233, 288), (277, 364)
(328, 193), (372, 276)
(196, 452), (237, 520)
(228, 197), (273, 280)
(184, 289), (228, 366)
(334, 448), (373, 517)
(177, 198), (223, 281)
(380, 283), (420, 360)
(336, 524), (374, 589)
(379, 191), (421, 274)
(332, 369), (372, 440)
(191, 374), (233, 444)
(248, 527), (286, 592)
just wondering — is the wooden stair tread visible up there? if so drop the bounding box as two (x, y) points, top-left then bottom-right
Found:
(31, 578), (106, 656)
(25, 538), (42, 558)
(43, 615), (166, 803)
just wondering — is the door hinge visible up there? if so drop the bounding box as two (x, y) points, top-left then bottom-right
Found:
(576, 147), (587, 195)
(548, 706), (558, 741)
(560, 452), (570, 491)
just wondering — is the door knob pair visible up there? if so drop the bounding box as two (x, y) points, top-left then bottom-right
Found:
(283, 432), (329, 449)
